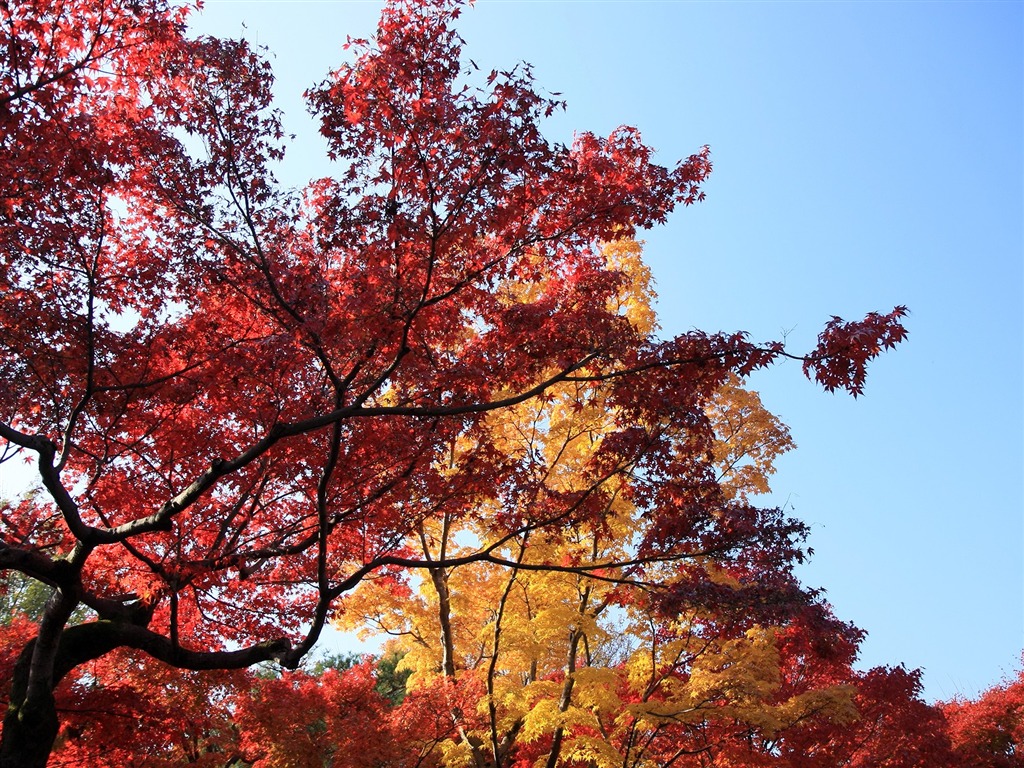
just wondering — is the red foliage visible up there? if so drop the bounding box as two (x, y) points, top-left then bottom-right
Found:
(234, 664), (398, 768)
(777, 665), (956, 768)
(943, 666), (1024, 768)
(0, 0), (907, 764)
(52, 656), (249, 768)
(803, 306), (910, 397)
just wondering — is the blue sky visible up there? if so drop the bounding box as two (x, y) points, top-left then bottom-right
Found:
(189, 0), (1023, 702)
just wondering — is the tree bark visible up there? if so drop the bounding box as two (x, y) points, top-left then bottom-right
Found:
(0, 704), (59, 768)
(0, 694), (60, 768)
(1, 639), (59, 768)
(430, 566), (458, 679)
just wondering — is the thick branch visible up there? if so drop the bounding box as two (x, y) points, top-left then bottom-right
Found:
(52, 621), (292, 683)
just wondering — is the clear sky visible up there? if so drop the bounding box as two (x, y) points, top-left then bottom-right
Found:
(185, 0), (1022, 703)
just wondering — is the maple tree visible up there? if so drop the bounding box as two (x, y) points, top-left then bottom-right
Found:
(943, 664), (1024, 768)
(0, 0), (910, 764)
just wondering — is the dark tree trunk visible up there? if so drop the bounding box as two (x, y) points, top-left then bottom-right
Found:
(0, 694), (60, 768)
(0, 639), (59, 768)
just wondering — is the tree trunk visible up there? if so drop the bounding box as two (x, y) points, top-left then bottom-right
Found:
(0, 695), (60, 768)
(0, 640), (60, 768)
(430, 566), (458, 679)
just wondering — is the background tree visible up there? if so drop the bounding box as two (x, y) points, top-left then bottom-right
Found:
(0, 0), (907, 764)
(943, 665), (1024, 768)
(333, 317), (858, 766)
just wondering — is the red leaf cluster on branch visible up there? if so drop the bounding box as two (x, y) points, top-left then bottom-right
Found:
(803, 306), (909, 396)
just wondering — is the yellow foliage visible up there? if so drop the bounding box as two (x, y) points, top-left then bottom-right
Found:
(772, 684), (859, 733)
(602, 238), (657, 336)
(557, 735), (626, 768)
(688, 627), (782, 704)
(521, 697), (600, 743)
(438, 739), (475, 768)
(706, 374), (795, 501)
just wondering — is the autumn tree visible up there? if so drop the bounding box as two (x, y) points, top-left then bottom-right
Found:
(333, 320), (853, 766)
(0, 0), (907, 764)
(943, 665), (1024, 768)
